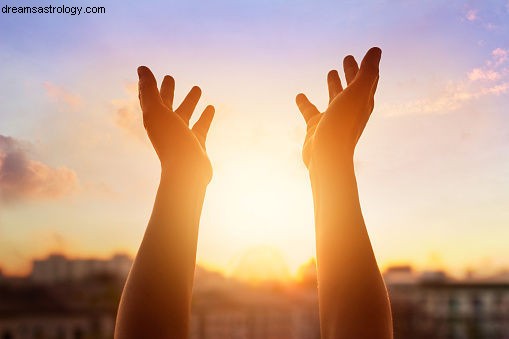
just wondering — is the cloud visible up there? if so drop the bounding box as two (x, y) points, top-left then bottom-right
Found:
(492, 48), (508, 66)
(43, 82), (82, 111)
(112, 83), (147, 141)
(465, 9), (478, 22)
(468, 68), (500, 81)
(462, 5), (505, 31)
(383, 48), (509, 116)
(0, 135), (78, 203)
(115, 106), (145, 140)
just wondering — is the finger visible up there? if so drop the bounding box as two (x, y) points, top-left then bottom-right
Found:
(327, 70), (343, 104)
(176, 86), (202, 123)
(160, 75), (175, 110)
(359, 75), (380, 143)
(296, 93), (320, 123)
(192, 105), (215, 143)
(356, 47), (382, 94)
(137, 66), (163, 112)
(368, 75), (379, 113)
(343, 55), (359, 85)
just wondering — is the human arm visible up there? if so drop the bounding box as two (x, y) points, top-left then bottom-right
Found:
(114, 66), (215, 339)
(296, 47), (393, 339)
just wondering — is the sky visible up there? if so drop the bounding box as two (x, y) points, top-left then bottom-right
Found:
(1, 0), (508, 279)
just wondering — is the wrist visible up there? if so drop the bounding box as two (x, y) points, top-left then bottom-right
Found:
(155, 164), (208, 240)
(308, 151), (355, 178)
(161, 160), (212, 187)
(308, 155), (358, 206)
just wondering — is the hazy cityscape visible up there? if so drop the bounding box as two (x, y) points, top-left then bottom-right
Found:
(1, 254), (509, 339)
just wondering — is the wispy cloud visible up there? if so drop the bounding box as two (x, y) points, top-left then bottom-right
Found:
(111, 83), (146, 142)
(465, 9), (478, 22)
(467, 68), (500, 81)
(0, 135), (78, 204)
(492, 48), (508, 66)
(462, 4), (507, 31)
(383, 48), (509, 116)
(43, 82), (82, 111)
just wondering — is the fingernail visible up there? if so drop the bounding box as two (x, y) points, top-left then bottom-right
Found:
(296, 93), (305, 104)
(344, 55), (355, 64)
(372, 47), (382, 62)
(137, 66), (147, 78)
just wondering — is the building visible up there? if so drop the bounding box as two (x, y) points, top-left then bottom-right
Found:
(0, 254), (131, 338)
(386, 268), (509, 339)
(3, 263), (320, 339)
(0, 279), (120, 339)
(190, 287), (320, 339)
(4, 259), (509, 339)
(30, 254), (132, 284)
(191, 267), (320, 339)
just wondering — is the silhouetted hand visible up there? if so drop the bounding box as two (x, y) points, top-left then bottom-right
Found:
(296, 47), (381, 170)
(116, 67), (216, 339)
(138, 66), (214, 182)
(294, 48), (393, 339)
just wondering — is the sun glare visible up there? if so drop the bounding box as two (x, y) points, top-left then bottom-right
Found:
(229, 245), (292, 283)
(202, 151), (315, 279)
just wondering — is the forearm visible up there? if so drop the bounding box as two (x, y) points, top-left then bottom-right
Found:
(311, 159), (392, 339)
(115, 167), (207, 339)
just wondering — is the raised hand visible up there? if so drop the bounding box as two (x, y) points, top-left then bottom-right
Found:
(295, 48), (392, 339)
(138, 66), (214, 182)
(296, 47), (381, 170)
(115, 68), (216, 339)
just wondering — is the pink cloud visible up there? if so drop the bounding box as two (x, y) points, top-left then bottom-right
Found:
(480, 82), (509, 95)
(0, 135), (78, 203)
(114, 106), (145, 140)
(112, 83), (146, 141)
(492, 48), (508, 66)
(465, 9), (478, 21)
(383, 48), (509, 116)
(468, 68), (500, 81)
(43, 82), (82, 111)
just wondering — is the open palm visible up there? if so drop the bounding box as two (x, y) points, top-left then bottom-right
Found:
(296, 47), (381, 169)
(138, 66), (214, 182)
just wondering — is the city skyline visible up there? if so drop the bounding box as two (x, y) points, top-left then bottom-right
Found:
(1, 0), (509, 278)
(2, 251), (509, 284)
(2, 252), (508, 339)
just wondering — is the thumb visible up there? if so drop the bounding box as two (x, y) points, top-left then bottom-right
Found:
(296, 93), (320, 124)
